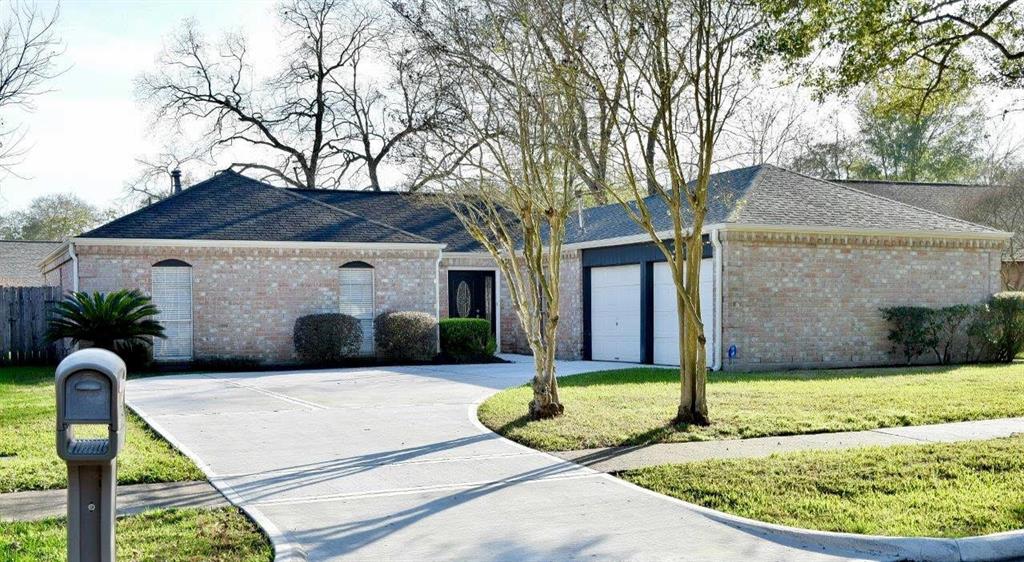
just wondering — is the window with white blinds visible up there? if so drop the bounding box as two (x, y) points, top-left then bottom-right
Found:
(151, 265), (193, 360)
(340, 267), (374, 354)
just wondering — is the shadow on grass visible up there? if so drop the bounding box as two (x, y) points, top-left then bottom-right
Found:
(553, 363), (983, 389)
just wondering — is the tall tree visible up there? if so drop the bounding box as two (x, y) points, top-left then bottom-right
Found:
(0, 1), (62, 181)
(139, 0), (457, 190)
(553, 0), (761, 424)
(852, 63), (985, 182)
(760, 0), (1023, 105)
(398, 0), (587, 419)
(0, 193), (110, 241)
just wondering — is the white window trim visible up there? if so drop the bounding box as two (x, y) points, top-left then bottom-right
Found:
(152, 265), (194, 361)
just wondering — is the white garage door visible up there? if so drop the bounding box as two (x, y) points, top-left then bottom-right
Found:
(590, 265), (641, 362)
(653, 260), (715, 366)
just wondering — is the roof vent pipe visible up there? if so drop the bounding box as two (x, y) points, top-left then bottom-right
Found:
(171, 169), (182, 194)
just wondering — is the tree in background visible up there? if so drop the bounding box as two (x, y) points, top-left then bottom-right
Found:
(138, 0), (460, 190)
(0, 193), (111, 240)
(852, 63), (985, 182)
(0, 1), (62, 183)
(760, 0), (1023, 106)
(787, 117), (863, 180)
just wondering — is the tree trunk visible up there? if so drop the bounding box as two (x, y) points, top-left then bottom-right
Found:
(529, 313), (563, 419)
(674, 237), (710, 426)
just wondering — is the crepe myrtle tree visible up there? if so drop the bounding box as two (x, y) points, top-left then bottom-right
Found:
(397, 0), (587, 419)
(548, 0), (762, 424)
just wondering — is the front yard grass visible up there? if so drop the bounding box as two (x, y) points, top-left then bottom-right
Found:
(621, 436), (1024, 538)
(477, 364), (1024, 451)
(0, 366), (203, 493)
(0, 507), (272, 561)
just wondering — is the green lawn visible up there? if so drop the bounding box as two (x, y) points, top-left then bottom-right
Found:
(621, 436), (1024, 538)
(478, 364), (1024, 451)
(0, 507), (272, 561)
(0, 366), (203, 493)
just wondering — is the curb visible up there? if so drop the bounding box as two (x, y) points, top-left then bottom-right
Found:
(127, 397), (307, 562)
(468, 380), (1024, 562)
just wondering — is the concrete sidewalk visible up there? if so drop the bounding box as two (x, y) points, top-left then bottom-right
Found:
(553, 417), (1024, 472)
(0, 480), (227, 522)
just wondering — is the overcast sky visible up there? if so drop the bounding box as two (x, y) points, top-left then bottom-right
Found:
(0, 0), (1020, 215)
(0, 0), (280, 214)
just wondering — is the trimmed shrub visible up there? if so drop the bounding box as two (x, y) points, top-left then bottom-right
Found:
(375, 311), (438, 362)
(880, 306), (936, 364)
(293, 313), (361, 364)
(988, 292), (1024, 362)
(926, 304), (972, 364)
(439, 318), (495, 362)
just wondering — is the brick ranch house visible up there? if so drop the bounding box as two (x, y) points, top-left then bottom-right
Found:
(39, 165), (1009, 371)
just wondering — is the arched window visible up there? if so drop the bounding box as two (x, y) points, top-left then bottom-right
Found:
(340, 261), (374, 354)
(152, 260), (193, 360)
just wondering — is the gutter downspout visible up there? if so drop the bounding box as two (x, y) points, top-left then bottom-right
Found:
(434, 248), (444, 354)
(68, 241), (79, 293)
(711, 228), (723, 371)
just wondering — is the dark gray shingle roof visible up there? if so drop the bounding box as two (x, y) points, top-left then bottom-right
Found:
(0, 240), (61, 286)
(84, 171), (435, 245)
(82, 165), (1004, 250)
(832, 179), (1006, 226)
(566, 165), (1003, 243)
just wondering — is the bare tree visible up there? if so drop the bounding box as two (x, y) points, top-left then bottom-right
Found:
(138, 0), (455, 190)
(0, 1), (62, 180)
(974, 173), (1024, 289)
(560, 0), (760, 424)
(724, 89), (812, 167)
(123, 143), (211, 207)
(398, 0), (588, 419)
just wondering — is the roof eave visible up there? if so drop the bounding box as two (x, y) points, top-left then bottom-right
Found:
(69, 237), (448, 251)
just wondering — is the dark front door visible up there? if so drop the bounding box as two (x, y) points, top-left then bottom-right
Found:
(448, 270), (496, 334)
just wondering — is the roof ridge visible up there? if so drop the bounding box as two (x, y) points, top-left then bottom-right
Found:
(79, 169), (235, 238)
(275, 185), (440, 244)
(723, 164), (770, 223)
(796, 169), (1004, 233)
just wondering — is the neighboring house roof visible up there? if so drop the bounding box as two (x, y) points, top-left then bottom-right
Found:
(84, 171), (436, 245)
(566, 165), (1004, 244)
(833, 179), (1006, 225)
(833, 179), (1021, 260)
(0, 240), (61, 286)
(80, 165), (1005, 252)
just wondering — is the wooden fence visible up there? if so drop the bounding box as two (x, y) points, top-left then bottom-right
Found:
(1, 286), (64, 365)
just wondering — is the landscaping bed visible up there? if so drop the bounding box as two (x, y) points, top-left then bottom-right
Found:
(0, 366), (203, 493)
(620, 436), (1024, 538)
(0, 507), (272, 561)
(477, 364), (1024, 451)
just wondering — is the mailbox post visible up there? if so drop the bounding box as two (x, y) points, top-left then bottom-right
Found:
(55, 348), (127, 562)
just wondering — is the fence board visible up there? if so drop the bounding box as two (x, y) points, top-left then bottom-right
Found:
(1, 286), (62, 365)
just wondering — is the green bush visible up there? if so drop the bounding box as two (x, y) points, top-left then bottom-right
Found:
(375, 311), (438, 362)
(988, 292), (1024, 362)
(880, 306), (936, 364)
(47, 290), (165, 352)
(926, 304), (972, 364)
(439, 318), (495, 362)
(293, 313), (362, 364)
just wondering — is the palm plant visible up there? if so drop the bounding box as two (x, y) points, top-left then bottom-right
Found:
(47, 290), (166, 351)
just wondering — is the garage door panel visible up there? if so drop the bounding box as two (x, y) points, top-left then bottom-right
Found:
(590, 265), (641, 363)
(652, 260), (715, 366)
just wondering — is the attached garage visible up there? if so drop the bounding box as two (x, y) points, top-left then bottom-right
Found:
(589, 264), (641, 362)
(652, 260), (715, 367)
(582, 239), (718, 367)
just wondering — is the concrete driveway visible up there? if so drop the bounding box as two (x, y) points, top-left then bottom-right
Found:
(128, 358), (869, 562)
